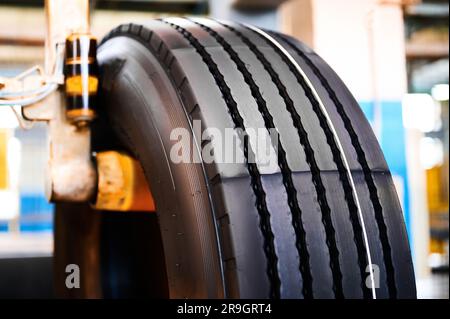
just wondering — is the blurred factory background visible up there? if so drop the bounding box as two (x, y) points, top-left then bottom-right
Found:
(0, 0), (448, 298)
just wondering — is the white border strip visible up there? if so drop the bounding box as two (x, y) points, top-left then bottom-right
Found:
(244, 24), (377, 299)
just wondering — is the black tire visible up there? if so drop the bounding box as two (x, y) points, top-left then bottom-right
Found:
(56, 18), (416, 299)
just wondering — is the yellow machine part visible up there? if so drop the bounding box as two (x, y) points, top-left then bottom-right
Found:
(426, 165), (449, 254)
(94, 151), (155, 212)
(0, 129), (9, 190)
(426, 165), (449, 213)
(65, 75), (98, 96)
(430, 238), (446, 254)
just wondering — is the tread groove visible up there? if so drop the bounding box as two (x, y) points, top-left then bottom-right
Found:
(216, 20), (348, 298)
(241, 24), (371, 298)
(160, 19), (282, 299)
(190, 18), (314, 298)
(275, 33), (397, 298)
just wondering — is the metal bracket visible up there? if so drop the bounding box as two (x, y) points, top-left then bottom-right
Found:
(22, 0), (96, 203)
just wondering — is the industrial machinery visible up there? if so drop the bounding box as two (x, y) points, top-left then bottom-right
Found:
(0, 0), (416, 298)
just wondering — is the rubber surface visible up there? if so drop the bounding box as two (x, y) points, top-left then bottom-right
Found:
(59, 18), (416, 299)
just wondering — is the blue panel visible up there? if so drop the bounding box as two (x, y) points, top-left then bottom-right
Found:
(358, 101), (375, 124)
(20, 195), (54, 215)
(20, 222), (53, 232)
(19, 195), (54, 232)
(0, 223), (7, 232)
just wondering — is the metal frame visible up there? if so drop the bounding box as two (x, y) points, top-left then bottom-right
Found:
(23, 0), (95, 202)
(0, 0), (154, 210)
